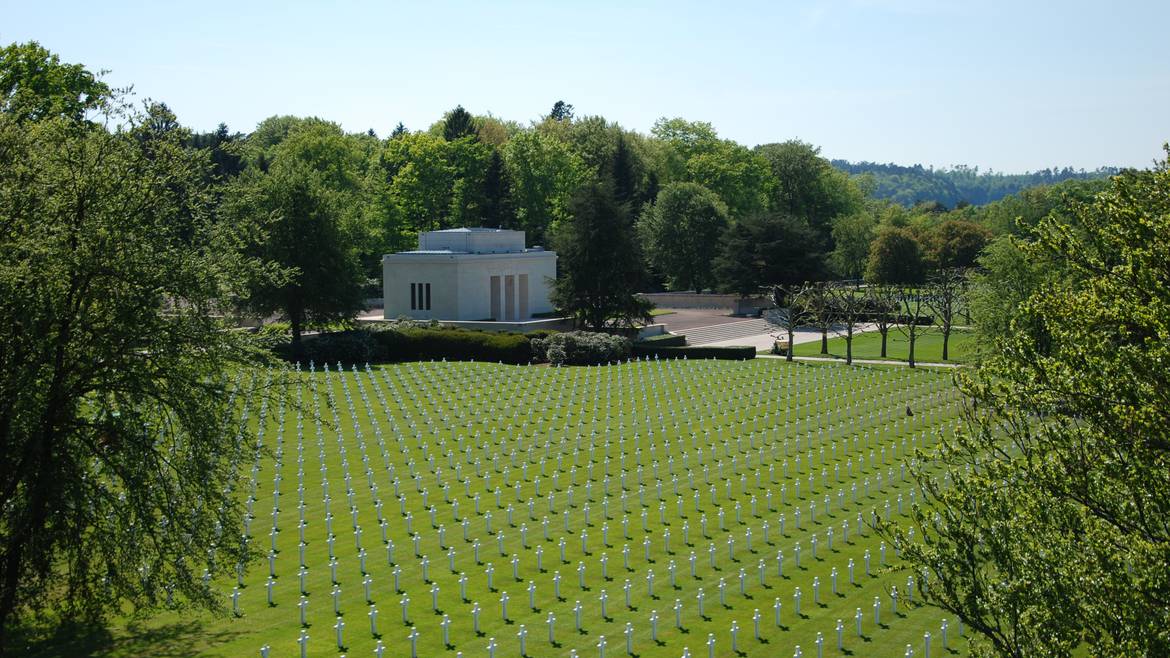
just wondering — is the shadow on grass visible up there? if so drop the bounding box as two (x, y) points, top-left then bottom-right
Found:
(11, 617), (244, 658)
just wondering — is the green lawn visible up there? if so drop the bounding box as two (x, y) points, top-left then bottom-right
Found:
(649, 309), (676, 317)
(794, 329), (976, 364)
(15, 360), (971, 658)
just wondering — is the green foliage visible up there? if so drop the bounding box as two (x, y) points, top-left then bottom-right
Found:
(230, 119), (369, 341)
(920, 219), (991, 269)
(638, 182), (729, 291)
(374, 327), (533, 364)
(0, 99), (275, 640)
(503, 130), (588, 245)
(757, 140), (863, 242)
(631, 344), (756, 360)
(547, 100), (574, 121)
(0, 41), (110, 123)
(441, 105), (478, 142)
(652, 117), (772, 218)
(530, 331), (631, 365)
(831, 159), (1118, 207)
(715, 212), (827, 295)
(633, 332), (687, 346)
(864, 226), (925, 284)
(893, 154), (1170, 657)
(828, 209), (879, 279)
(551, 181), (652, 330)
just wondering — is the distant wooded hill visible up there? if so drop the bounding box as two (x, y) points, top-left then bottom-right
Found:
(830, 160), (1120, 207)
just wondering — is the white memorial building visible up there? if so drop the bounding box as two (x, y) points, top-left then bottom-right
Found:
(382, 228), (557, 321)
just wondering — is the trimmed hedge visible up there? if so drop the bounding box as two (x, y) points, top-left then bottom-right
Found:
(635, 333), (687, 347)
(632, 344), (756, 360)
(273, 326), (542, 365)
(374, 327), (532, 364)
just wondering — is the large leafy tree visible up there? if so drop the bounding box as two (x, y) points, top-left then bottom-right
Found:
(864, 225), (925, 284)
(891, 156), (1170, 657)
(232, 119), (368, 342)
(715, 212), (827, 294)
(0, 97), (276, 645)
(503, 130), (587, 245)
(0, 41), (109, 123)
(651, 117), (772, 218)
(638, 182), (729, 292)
(551, 181), (651, 330)
(756, 140), (863, 242)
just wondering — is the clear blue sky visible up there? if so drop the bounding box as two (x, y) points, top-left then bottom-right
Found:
(4, 0), (1168, 172)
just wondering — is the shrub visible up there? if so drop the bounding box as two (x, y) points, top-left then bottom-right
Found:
(532, 331), (631, 366)
(631, 344), (756, 360)
(635, 333), (687, 347)
(374, 327), (532, 364)
(274, 330), (380, 366)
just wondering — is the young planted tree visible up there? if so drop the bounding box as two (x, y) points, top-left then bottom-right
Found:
(827, 282), (867, 365)
(765, 283), (810, 362)
(923, 268), (967, 361)
(801, 281), (836, 355)
(864, 284), (901, 358)
(896, 286), (927, 367)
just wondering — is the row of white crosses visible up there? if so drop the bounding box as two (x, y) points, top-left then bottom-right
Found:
(242, 357), (962, 656)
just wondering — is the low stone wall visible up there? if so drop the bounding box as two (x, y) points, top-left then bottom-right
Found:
(639, 292), (774, 314)
(437, 317), (572, 334)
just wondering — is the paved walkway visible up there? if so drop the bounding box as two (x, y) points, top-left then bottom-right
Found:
(759, 354), (964, 368)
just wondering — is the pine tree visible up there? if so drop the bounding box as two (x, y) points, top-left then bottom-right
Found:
(611, 134), (638, 209)
(442, 105), (477, 141)
(481, 149), (513, 229)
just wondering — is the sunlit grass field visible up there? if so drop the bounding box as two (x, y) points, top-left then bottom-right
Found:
(21, 358), (971, 657)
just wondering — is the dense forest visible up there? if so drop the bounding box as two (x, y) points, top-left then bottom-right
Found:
(830, 159), (1120, 207)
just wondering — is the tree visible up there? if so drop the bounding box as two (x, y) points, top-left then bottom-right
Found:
(233, 119), (367, 342)
(638, 182), (729, 292)
(715, 212), (827, 294)
(756, 140), (863, 244)
(864, 226), (925, 284)
(0, 41), (110, 124)
(922, 268), (967, 360)
(442, 104), (477, 142)
(481, 149), (514, 228)
(890, 152), (1170, 657)
(801, 281), (836, 355)
(828, 209), (878, 279)
(551, 181), (651, 330)
(765, 284), (811, 362)
(0, 100), (276, 646)
(611, 133), (638, 207)
(864, 284), (900, 358)
(921, 218), (991, 269)
(895, 287), (926, 367)
(548, 100), (574, 122)
(390, 121), (407, 139)
(503, 130), (587, 245)
(826, 282), (866, 364)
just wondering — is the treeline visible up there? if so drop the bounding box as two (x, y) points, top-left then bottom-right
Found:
(830, 159), (1119, 207)
(0, 41), (1121, 340)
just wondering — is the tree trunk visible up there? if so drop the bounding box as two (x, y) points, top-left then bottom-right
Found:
(820, 329), (828, 355)
(846, 328), (853, 365)
(290, 311), (303, 345)
(908, 330), (916, 368)
(942, 326), (950, 361)
(880, 329), (888, 358)
(786, 327), (794, 362)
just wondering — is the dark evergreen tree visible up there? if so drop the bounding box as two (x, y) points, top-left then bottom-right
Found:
(442, 105), (477, 141)
(390, 121), (407, 139)
(551, 181), (651, 330)
(715, 212), (828, 294)
(481, 149), (513, 229)
(548, 100), (574, 121)
(611, 134), (638, 208)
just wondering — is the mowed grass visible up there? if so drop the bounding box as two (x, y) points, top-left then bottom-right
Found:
(21, 359), (971, 657)
(794, 329), (977, 364)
